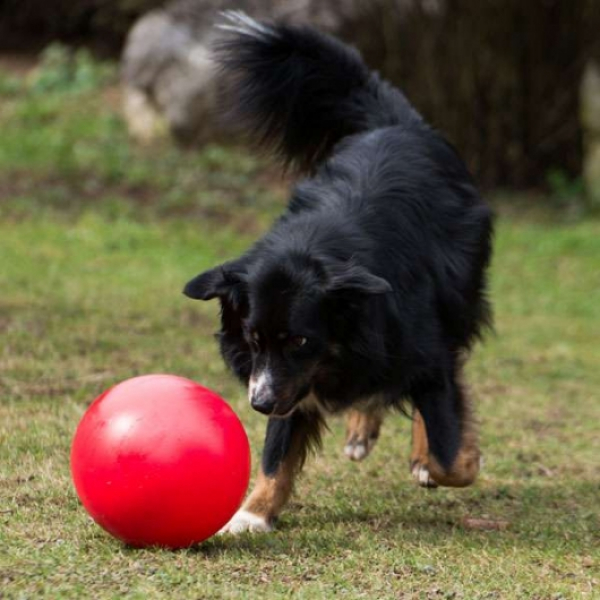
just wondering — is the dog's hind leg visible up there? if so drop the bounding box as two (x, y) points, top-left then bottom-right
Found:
(344, 407), (385, 461)
(219, 407), (324, 534)
(409, 408), (438, 488)
(411, 368), (480, 488)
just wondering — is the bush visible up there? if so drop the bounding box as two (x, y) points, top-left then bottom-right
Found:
(29, 45), (115, 94)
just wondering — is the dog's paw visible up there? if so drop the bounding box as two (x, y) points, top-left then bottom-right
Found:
(218, 510), (273, 535)
(344, 436), (372, 461)
(410, 460), (439, 488)
(344, 409), (383, 462)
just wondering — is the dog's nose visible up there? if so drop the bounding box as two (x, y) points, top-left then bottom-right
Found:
(250, 394), (276, 415)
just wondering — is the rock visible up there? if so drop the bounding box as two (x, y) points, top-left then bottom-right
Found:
(121, 0), (354, 145)
(122, 86), (170, 144)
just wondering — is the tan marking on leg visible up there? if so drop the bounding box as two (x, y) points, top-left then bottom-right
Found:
(226, 413), (314, 533)
(242, 461), (296, 523)
(219, 448), (299, 534)
(427, 427), (480, 487)
(427, 375), (480, 488)
(409, 407), (438, 488)
(410, 408), (429, 466)
(344, 407), (384, 461)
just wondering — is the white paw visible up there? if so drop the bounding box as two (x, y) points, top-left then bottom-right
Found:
(344, 440), (369, 461)
(218, 510), (273, 535)
(411, 463), (438, 488)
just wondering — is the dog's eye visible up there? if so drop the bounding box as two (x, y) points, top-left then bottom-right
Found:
(291, 335), (308, 348)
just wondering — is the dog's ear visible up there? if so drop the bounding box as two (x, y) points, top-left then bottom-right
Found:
(325, 262), (392, 296)
(183, 260), (248, 301)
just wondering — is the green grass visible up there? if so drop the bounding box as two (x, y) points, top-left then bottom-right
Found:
(1, 54), (599, 599)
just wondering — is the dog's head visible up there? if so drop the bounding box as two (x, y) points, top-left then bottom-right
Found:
(184, 252), (390, 418)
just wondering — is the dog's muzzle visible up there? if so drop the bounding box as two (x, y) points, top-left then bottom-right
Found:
(249, 370), (278, 415)
(250, 392), (276, 415)
(249, 370), (309, 417)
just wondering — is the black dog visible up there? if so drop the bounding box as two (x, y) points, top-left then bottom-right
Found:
(184, 11), (493, 533)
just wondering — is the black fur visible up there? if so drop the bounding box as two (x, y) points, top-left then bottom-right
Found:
(262, 409), (324, 477)
(185, 15), (493, 474)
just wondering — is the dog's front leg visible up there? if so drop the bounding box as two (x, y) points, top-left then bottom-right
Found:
(409, 407), (438, 488)
(412, 370), (480, 488)
(219, 409), (323, 534)
(344, 407), (384, 461)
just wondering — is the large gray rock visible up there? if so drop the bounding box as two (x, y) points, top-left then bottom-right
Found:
(121, 0), (352, 145)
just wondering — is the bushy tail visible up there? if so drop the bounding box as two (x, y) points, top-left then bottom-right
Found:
(215, 11), (422, 172)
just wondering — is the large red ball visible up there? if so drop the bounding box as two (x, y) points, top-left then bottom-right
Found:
(71, 374), (250, 548)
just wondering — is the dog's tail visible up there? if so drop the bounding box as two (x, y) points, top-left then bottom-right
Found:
(215, 11), (423, 172)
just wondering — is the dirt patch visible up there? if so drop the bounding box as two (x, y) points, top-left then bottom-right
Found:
(0, 53), (38, 76)
(0, 169), (274, 237)
(0, 170), (155, 205)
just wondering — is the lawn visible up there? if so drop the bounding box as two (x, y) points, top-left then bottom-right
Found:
(1, 51), (599, 599)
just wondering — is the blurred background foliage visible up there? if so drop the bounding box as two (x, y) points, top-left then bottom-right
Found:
(0, 43), (283, 228)
(0, 0), (599, 195)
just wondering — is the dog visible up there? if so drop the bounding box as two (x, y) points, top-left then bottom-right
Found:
(184, 11), (493, 533)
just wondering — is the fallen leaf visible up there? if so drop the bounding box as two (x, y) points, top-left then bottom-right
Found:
(462, 516), (510, 531)
(536, 464), (554, 477)
(582, 556), (594, 568)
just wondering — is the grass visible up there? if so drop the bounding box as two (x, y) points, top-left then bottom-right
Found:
(1, 50), (599, 599)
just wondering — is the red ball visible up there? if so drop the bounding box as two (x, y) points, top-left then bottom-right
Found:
(71, 374), (250, 548)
